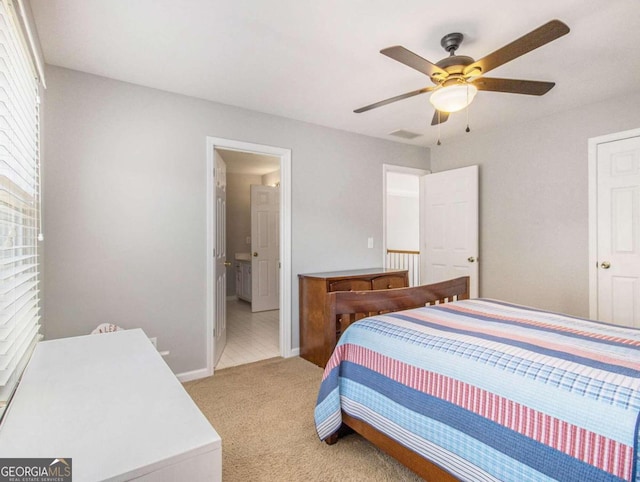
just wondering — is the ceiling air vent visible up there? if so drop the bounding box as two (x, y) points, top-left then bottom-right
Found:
(388, 129), (422, 140)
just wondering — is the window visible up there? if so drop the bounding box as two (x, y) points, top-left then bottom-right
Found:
(0, 0), (42, 418)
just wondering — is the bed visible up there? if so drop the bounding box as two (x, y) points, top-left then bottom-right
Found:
(314, 277), (640, 481)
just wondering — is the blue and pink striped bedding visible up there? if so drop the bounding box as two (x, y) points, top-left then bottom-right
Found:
(314, 299), (640, 481)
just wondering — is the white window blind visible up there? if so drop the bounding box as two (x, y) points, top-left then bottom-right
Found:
(0, 0), (41, 418)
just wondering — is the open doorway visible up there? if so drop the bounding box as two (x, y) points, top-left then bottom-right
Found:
(206, 137), (292, 377)
(217, 148), (280, 368)
(383, 164), (429, 286)
(383, 164), (479, 295)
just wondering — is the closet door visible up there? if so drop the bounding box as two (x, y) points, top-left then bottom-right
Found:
(595, 135), (640, 327)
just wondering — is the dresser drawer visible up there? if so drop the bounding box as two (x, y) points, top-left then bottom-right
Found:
(328, 279), (371, 292)
(371, 274), (407, 290)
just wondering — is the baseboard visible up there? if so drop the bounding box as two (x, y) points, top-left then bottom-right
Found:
(287, 348), (300, 357)
(178, 349), (299, 382)
(226, 295), (237, 301)
(176, 367), (212, 383)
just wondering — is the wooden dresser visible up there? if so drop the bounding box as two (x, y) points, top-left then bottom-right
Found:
(299, 268), (408, 367)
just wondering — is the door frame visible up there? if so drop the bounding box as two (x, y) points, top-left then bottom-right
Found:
(588, 127), (640, 319)
(382, 164), (429, 267)
(206, 137), (292, 377)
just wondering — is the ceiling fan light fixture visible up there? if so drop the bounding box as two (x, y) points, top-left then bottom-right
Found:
(429, 83), (478, 113)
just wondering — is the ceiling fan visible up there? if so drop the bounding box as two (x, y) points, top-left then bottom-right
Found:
(354, 20), (570, 126)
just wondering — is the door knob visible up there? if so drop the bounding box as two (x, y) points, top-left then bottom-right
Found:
(467, 257), (476, 263)
(600, 261), (611, 269)
(253, 252), (258, 257)
(224, 261), (231, 267)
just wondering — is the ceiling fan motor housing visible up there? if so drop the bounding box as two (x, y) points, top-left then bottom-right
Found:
(432, 55), (474, 84)
(430, 32), (475, 84)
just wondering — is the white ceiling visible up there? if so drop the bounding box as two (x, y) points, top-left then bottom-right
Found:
(30, 1), (640, 147)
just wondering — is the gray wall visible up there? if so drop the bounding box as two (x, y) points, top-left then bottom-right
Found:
(226, 172), (262, 296)
(42, 65), (430, 375)
(431, 91), (640, 317)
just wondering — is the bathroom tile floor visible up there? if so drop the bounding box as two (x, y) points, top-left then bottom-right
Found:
(215, 298), (279, 370)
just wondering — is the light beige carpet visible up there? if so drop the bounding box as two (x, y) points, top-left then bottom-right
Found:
(184, 356), (424, 481)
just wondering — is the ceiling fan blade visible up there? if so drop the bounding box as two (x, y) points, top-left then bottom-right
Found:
(431, 110), (449, 125)
(381, 46), (448, 79)
(464, 20), (569, 76)
(473, 77), (555, 95)
(354, 86), (435, 113)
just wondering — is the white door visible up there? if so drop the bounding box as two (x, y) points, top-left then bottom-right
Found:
(213, 152), (227, 366)
(251, 185), (279, 312)
(595, 135), (640, 327)
(421, 165), (479, 298)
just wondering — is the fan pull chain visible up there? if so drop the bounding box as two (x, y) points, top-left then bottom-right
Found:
(465, 85), (471, 133)
(437, 110), (441, 145)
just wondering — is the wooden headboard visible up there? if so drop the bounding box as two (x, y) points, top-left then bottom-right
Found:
(322, 275), (469, 479)
(324, 276), (470, 347)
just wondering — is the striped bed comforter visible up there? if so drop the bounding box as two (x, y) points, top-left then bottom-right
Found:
(314, 299), (640, 482)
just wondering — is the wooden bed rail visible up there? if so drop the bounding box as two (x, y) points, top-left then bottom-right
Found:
(324, 276), (470, 363)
